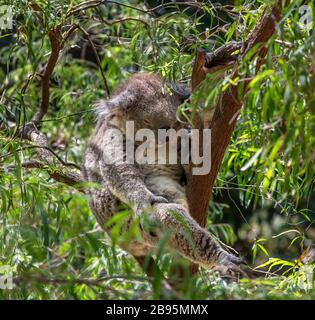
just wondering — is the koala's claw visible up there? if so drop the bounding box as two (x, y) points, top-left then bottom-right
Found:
(135, 194), (168, 216)
(212, 263), (247, 281)
(150, 195), (169, 205)
(213, 251), (247, 281)
(227, 254), (243, 265)
(218, 249), (243, 265)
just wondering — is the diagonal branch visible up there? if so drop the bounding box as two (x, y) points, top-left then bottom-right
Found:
(76, 25), (110, 97)
(32, 28), (62, 126)
(1, 159), (84, 190)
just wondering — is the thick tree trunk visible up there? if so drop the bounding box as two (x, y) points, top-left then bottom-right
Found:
(187, 3), (283, 274)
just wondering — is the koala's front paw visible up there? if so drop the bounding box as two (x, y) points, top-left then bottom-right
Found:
(135, 194), (167, 238)
(135, 194), (168, 215)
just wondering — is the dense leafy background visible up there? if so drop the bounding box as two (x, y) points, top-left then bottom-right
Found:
(0, 0), (314, 299)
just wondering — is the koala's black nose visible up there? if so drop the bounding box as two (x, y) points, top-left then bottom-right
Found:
(180, 89), (191, 101)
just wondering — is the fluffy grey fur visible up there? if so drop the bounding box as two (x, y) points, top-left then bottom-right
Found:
(83, 73), (242, 274)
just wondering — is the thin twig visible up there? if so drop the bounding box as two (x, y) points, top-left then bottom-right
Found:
(65, 0), (107, 18)
(76, 24), (110, 97)
(61, 25), (78, 47)
(96, 16), (150, 28)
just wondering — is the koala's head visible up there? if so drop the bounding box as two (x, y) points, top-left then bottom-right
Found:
(99, 73), (190, 134)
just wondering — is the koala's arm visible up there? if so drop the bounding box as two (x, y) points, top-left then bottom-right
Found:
(94, 127), (167, 214)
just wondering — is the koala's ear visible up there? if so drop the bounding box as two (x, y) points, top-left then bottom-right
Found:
(109, 89), (138, 110)
(94, 89), (138, 117)
(168, 82), (191, 101)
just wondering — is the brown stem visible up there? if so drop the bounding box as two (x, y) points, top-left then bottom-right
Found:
(32, 28), (62, 126)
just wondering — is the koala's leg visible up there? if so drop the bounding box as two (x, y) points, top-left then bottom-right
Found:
(87, 187), (117, 227)
(84, 148), (159, 267)
(144, 203), (242, 273)
(86, 185), (148, 252)
(87, 187), (165, 277)
(84, 146), (166, 279)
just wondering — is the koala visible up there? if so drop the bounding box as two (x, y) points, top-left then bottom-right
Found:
(83, 73), (242, 276)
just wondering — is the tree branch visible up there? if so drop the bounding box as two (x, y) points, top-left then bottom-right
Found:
(76, 25), (110, 97)
(32, 28), (62, 126)
(187, 2), (285, 273)
(1, 159), (84, 190)
(14, 123), (85, 191)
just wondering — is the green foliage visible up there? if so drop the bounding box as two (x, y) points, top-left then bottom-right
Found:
(0, 0), (314, 299)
